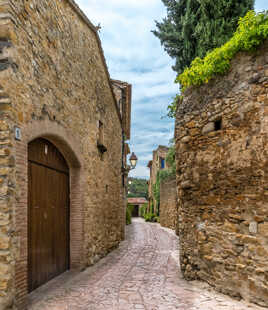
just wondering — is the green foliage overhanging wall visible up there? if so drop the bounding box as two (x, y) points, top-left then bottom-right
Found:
(166, 10), (268, 118)
(178, 11), (268, 90)
(153, 0), (254, 75)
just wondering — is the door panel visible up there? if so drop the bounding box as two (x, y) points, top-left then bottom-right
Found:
(132, 205), (139, 217)
(28, 139), (69, 292)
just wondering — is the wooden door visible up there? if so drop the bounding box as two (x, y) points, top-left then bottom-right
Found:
(28, 138), (70, 292)
(132, 205), (139, 217)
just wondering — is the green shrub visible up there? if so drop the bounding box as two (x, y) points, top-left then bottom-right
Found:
(126, 204), (133, 225)
(149, 201), (154, 214)
(140, 203), (147, 218)
(177, 11), (268, 91)
(144, 213), (158, 223)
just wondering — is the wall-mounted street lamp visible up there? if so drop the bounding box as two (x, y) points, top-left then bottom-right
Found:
(129, 152), (138, 170)
(122, 152), (138, 174)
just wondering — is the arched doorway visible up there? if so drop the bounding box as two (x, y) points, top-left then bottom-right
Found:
(28, 138), (70, 292)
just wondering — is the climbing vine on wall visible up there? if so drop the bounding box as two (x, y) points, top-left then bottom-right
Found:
(167, 95), (182, 119)
(153, 144), (176, 206)
(177, 11), (268, 91)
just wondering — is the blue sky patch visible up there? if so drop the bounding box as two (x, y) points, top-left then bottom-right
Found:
(77, 0), (268, 179)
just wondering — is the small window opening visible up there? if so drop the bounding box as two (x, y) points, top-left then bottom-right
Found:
(98, 121), (104, 145)
(214, 118), (222, 131)
(97, 120), (107, 159)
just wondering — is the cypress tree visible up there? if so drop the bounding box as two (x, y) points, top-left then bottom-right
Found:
(153, 0), (254, 75)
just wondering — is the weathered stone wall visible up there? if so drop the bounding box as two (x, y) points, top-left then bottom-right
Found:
(175, 40), (268, 307)
(0, 1), (125, 309)
(160, 176), (177, 230)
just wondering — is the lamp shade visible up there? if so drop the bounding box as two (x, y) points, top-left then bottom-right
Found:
(129, 152), (138, 169)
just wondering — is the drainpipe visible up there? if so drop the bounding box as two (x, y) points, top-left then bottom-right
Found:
(121, 129), (127, 241)
(122, 130), (126, 187)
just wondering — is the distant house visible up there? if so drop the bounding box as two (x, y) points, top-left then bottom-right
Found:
(147, 145), (169, 213)
(128, 197), (148, 217)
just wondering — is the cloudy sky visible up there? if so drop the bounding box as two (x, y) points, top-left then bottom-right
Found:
(77, 0), (268, 179)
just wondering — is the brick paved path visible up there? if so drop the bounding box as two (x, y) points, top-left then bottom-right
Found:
(29, 219), (262, 310)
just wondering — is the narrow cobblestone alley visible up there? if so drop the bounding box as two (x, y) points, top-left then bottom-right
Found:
(28, 219), (262, 310)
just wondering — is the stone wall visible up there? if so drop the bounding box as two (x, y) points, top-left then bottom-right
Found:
(175, 40), (268, 307)
(160, 176), (177, 230)
(0, 1), (126, 309)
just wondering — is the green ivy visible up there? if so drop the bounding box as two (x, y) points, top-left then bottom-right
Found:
(126, 204), (133, 225)
(153, 166), (176, 207)
(177, 10), (268, 91)
(166, 145), (176, 175)
(139, 203), (147, 218)
(167, 95), (180, 118)
(144, 212), (158, 223)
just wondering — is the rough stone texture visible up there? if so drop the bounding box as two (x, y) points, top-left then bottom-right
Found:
(160, 176), (177, 230)
(111, 80), (131, 141)
(175, 40), (268, 307)
(0, 1), (129, 309)
(26, 219), (263, 310)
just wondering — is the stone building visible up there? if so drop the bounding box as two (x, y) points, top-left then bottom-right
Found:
(111, 79), (132, 213)
(175, 40), (268, 307)
(127, 197), (148, 217)
(147, 145), (169, 213)
(0, 1), (132, 309)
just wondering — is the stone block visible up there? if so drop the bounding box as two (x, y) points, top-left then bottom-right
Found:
(0, 213), (9, 226)
(190, 128), (199, 136)
(186, 121), (196, 128)
(202, 122), (214, 134)
(0, 235), (9, 250)
(249, 221), (258, 234)
(259, 222), (268, 237)
(181, 136), (191, 143)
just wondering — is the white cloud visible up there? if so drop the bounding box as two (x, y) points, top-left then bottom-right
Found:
(129, 165), (149, 179)
(76, 0), (176, 179)
(75, 0), (268, 178)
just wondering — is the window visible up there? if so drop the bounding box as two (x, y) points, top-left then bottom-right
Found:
(98, 121), (104, 145)
(160, 158), (165, 169)
(97, 120), (107, 157)
(214, 118), (222, 131)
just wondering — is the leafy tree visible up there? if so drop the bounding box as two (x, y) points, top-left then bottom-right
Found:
(178, 10), (268, 89)
(153, 0), (254, 75)
(128, 178), (148, 199)
(166, 144), (176, 175)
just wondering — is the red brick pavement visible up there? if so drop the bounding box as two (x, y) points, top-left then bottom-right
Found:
(28, 219), (262, 310)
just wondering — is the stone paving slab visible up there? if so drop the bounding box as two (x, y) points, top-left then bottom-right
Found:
(28, 218), (263, 310)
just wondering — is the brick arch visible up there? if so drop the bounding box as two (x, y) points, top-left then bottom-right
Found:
(15, 119), (86, 309)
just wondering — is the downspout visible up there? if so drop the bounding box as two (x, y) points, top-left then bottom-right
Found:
(122, 130), (126, 187)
